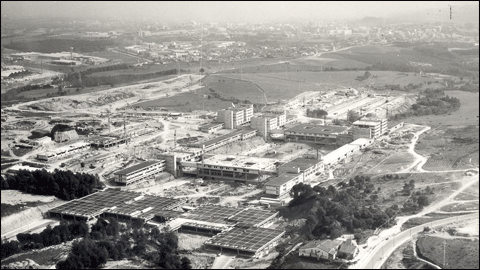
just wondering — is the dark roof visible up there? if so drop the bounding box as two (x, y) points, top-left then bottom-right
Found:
(339, 242), (358, 254)
(278, 158), (320, 172)
(285, 124), (348, 135)
(265, 173), (300, 187)
(113, 160), (163, 175)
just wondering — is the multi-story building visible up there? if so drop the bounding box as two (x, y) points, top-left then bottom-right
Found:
(113, 160), (166, 186)
(217, 104), (253, 129)
(250, 113), (286, 139)
(351, 118), (387, 139)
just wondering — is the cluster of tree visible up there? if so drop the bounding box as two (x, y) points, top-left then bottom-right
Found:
(306, 108), (328, 118)
(58, 218), (191, 269)
(7, 69), (33, 78)
(4, 39), (115, 53)
(1, 220), (88, 259)
(1, 169), (101, 201)
(355, 71), (372, 81)
(347, 110), (362, 123)
(206, 88), (250, 104)
(285, 178), (396, 240)
(62, 68), (178, 88)
(423, 89), (445, 99)
(392, 94), (461, 121)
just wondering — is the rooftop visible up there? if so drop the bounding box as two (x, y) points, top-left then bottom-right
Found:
(113, 160), (164, 176)
(199, 122), (224, 129)
(349, 138), (372, 146)
(278, 158), (321, 172)
(201, 154), (278, 170)
(285, 124), (348, 135)
(191, 130), (243, 148)
(265, 173), (300, 187)
(353, 119), (385, 126)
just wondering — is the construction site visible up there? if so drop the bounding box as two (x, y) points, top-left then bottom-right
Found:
(2, 66), (478, 269)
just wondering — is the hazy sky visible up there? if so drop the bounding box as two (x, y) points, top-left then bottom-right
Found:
(1, 1), (477, 22)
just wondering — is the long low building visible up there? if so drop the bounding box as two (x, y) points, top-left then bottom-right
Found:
(113, 160), (166, 186)
(188, 129), (257, 153)
(322, 138), (373, 166)
(284, 124), (350, 146)
(36, 141), (90, 161)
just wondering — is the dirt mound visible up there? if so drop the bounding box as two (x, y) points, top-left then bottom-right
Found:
(1, 200), (64, 234)
(53, 130), (78, 142)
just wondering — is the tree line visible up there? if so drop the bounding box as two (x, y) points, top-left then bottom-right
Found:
(1, 169), (102, 201)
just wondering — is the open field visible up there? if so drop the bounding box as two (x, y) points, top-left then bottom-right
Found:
(212, 70), (436, 102)
(134, 90), (233, 112)
(416, 125), (479, 171)
(404, 91), (480, 126)
(323, 45), (458, 71)
(416, 236), (479, 269)
(439, 201), (479, 212)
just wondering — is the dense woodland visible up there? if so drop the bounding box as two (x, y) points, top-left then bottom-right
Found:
(1, 217), (192, 269)
(1, 169), (102, 201)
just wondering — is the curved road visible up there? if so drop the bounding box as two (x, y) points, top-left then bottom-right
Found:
(353, 212), (479, 269)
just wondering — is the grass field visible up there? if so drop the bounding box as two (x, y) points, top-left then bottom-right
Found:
(417, 236), (479, 269)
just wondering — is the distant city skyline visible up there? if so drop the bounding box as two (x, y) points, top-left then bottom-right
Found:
(1, 1), (477, 23)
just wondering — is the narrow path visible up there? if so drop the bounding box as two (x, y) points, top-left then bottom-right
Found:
(396, 125), (431, 173)
(411, 239), (442, 269)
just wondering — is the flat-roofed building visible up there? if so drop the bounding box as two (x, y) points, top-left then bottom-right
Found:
(36, 141), (90, 161)
(277, 158), (324, 180)
(193, 154), (278, 183)
(285, 124), (350, 146)
(199, 122), (224, 133)
(189, 129), (255, 153)
(265, 173), (303, 197)
(352, 118), (387, 139)
(113, 160), (166, 186)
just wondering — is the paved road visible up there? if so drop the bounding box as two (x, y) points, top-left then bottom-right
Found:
(352, 213), (479, 269)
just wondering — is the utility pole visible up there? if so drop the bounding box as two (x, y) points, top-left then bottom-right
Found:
(443, 240), (447, 267)
(173, 129), (177, 150)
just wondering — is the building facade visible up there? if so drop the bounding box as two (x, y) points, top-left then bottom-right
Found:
(113, 160), (166, 186)
(352, 118), (387, 139)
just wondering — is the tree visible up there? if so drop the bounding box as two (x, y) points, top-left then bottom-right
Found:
(199, 68), (205, 73)
(417, 195), (429, 208)
(347, 110), (361, 123)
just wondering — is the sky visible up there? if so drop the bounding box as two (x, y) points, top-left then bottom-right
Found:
(1, 1), (477, 23)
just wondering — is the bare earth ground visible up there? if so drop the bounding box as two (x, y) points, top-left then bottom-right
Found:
(1, 190), (57, 204)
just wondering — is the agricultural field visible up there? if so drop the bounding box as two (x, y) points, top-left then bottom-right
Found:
(416, 236), (479, 269)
